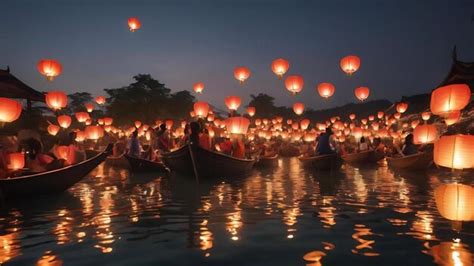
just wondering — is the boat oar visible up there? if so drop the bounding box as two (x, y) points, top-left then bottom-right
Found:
(188, 144), (200, 183)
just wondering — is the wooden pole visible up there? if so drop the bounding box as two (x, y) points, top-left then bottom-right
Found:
(188, 144), (200, 183)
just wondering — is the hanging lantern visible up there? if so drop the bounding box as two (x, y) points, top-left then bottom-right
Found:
(103, 117), (113, 126)
(340, 55), (361, 75)
(434, 135), (474, 169)
(293, 102), (304, 116)
(127, 17), (141, 32)
(47, 124), (60, 136)
(271, 58), (290, 79)
(75, 131), (86, 142)
(444, 111), (461, 126)
(225, 96), (241, 111)
(396, 102), (409, 114)
(95, 96), (106, 105)
(134, 121), (142, 128)
(7, 153), (25, 170)
(413, 124), (438, 144)
(57, 115), (72, 129)
(247, 107), (256, 117)
(85, 102), (94, 113)
(422, 112), (431, 121)
(285, 75), (304, 95)
(317, 82), (335, 99)
(234, 66), (251, 84)
(435, 183), (474, 221)
(225, 117), (250, 134)
(193, 101), (210, 118)
(193, 82), (204, 93)
(45, 91), (68, 110)
(85, 126), (104, 140)
(430, 84), (471, 115)
(37, 59), (62, 81)
(354, 87), (370, 101)
(300, 119), (310, 130)
(75, 112), (90, 123)
(0, 98), (22, 123)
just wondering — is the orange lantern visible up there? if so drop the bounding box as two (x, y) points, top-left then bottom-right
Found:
(371, 122), (380, 131)
(189, 111), (196, 118)
(396, 102), (409, 114)
(207, 113), (215, 122)
(247, 106), (256, 117)
(413, 124), (438, 144)
(193, 82), (204, 93)
(193, 101), (210, 118)
(134, 121), (142, 128)
(75, 112), (90, 123)
(45, 91), (68, 110)
(127, 17), (141, 32)
(85, 102), (94, 113)
(349, 113), (356, 120)
(352, 127), (363, 139)
(411, 120), (420, 129)
(57, 115), (72, 129)
(234, 66), (251, 84)
(368, 115), (375, 121)
(378, 128), (389, 138)
(37, 59), (62, 81)
(300, 119), (310, 130)
(434, 135), (474, 169)
(444, 111), (461, 126)
(225, 96), (241, 111)
(165, 120), (174, 130)
(430, 84), (471, 115)
(340, 55), (361, 75)
(354, 87), (370, 101)
(7, 153), (25, 170)
(0, 98), (22, 123)
(103, 117), (113, 126)
(293, 102), (304, 116)
(285, 75), (304, 95)
(55, 145), (70, 161)
(75, 131), (86, 142)
(225, 117), (250, 134)
(47, 124), (60, 136)
(271, 58), (289, 79)
(95, 96), (106, 105)
(377, 111), (384, 119)
(317, 82), (335, 99)
(394, 112), (401, 119)
(85, 125), (104, 140)
(434, 183), (474, 222)
(422, 112), (431, 121)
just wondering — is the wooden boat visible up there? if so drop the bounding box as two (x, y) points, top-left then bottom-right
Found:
(162, 145), (255, 178)
(299, 154), (342, 171)
(124, 154), (169, 173)
(341, 150), (374, 164)
(255, 154), (279, 168)
(369, 150), (385, 163)
(0, 144), (112, 199)
(386, 152), (432, 171)
(105, 154), (130, 168)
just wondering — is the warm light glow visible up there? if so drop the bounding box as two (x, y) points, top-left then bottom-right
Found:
(354, 87), (370, 101)
(285, 75), (304, 95)
(103, 117), (113, 126)
(246, 107), (256, 117)
(134, 121), (142, 128)
(340, 55), (361, 75)
(300, 119), (310, 130)
(234, 66), (251, 84)
(293, 102), (304, 116)
(95, 96), (106, 105)
(317, 82), (335, 98)
(225, 117), (250, 134)
(85, 102), (94, 113)
(271, 58), (290, 79)
(57, 115), (72, 129)
(0, 98), (22, 123)
(349, 113), (356, 120)
(434, 135), (474, 170)
(430, 84), (471, 115)
(413, 124), (438, 144)
(37, 59), (62, 81)
(421, 112), (431, 121)
(444, 111), (461, 126)
(193, 82), (204, 93)
(435, 183), (474, 221)
(194, 101), (210, 117)
(8, 153), (25, 170)
(75, 131), (86, 142)
(45, 91), (68, 110)
(47, 124), (60, 136)
(225, 96), (241, 111)
(85, 126), (104, 140)
(127, 17), (141, 32)
(396, 102), (408, 114)
(75, 112), (90, 123)
(55, 145), (70, 161)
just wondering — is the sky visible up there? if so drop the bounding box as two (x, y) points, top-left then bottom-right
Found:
(1, 0), (473, 111)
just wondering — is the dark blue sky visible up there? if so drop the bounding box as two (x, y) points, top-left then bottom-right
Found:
(1, 0), (473, 110)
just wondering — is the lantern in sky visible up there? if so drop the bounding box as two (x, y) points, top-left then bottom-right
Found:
(293, 102), (304, 116)
(413, 124), (438, 144)
(45, 91), (68, 110)
(317, 82), (335, 99)
(234, 66), (251, 84)
(444, 110), (461, 126)
(75, 112), (90, 123)
(193, 82), (204, 93)
(411, 120), (420, 129)
(421, 112), (431, 121)
(0, 98), (22, 123)
(7, 153), (25, 171)
(434, 135), (474, 170)
(37, 59), (62, 81)
(165, 120), (174, 130)
(430, 84), (471, 116)
(247, 106), (256, 117)
(394, 112), (401, 120)
(225, 117), (250, 134)
(75, 131), (86, 142)
(47, 124), (60, 136)
(352, 127), (363, 139)
(134, 121), (142, 128)
(127, 17), (141, 32)
(271, 58), (289, 79)
(340, 55), (361, 75)
(95, 96), (106, 105)
(354, 87), (370, 101)
(85, 102), (94, 113)
(396, 102), (409, 114)
(377, 111), (384, 119)
(55, 146), (70, 162)
(85, 125), (104, 140)
(193, 101), (210, 118)
(435, 183), (474, 222)
(57, 115), (72, 129)
(300, 119), (310, 130)
(225, 96), (241, 111)
(103, 117), (113, 126)
(349, 113), (356, 120)
(285, 75), (304, 95)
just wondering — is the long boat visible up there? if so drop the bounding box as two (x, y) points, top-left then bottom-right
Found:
(298, 154), (342, 171)
(0, 144), (112, 199)
(161, 145), (255, 178)
(255, 154), (279, 168)
(124, 154), (169, 173)
(386, 152), (432, 171)
(341, 150), (374, 165)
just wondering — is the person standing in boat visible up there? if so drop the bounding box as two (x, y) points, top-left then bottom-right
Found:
(316, 127), (336, 155)
(358, 137), (369, 152)
(156, 124), (171, 152)
(402, 133), (418, 156)
(199, 128), (211, 150)
(127, 130), (143, 158)
(231, 135), (246, 159)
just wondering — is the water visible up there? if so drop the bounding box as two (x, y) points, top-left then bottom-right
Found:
(0, 158), (473, 265)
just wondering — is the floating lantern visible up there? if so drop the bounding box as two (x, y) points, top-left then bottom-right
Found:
(74, 112), (89, 123)
(85, 125), (104, 140)
(57, 115), (72, 129)
(95, 96), (106, 105)
(225, 96), (241, 111)
(225, 117), (250, 134)
(55, 146), (70, 161)
(435, 183), (474, 221)
(134, 121), (142, 128)
(434, 135), (474, 169)
(352, 127), (363, 139)
(293, 102), (304, 116)
(411, 120), (420, 129)
(127, 17), (141, 32)
(247, 107), (256, 117)
(317, 82), (335, 98)
(45, 91), (68, 110)
(368, 115), (375, 121)
(413, 124), (438, 144)
(396, 102), (409, 114)
(430, 84), (471, 115)
(165, 120), (174, 130)
(285, 75), (304, 95)
(349, 113), (356, 120)
(255, 118), (261, 126)
(271, 58), (290, 79)
(354, 87), (370, 101)
(234, 66), (251, 84)
(85, 102), (94, 113)
(47, 124), (60, 136)
(75, 131), (86, 142)
(193, 101), (210, 118)
(103, 117), (113, 126)
(371, 122), (380, 131)
(0, 98), (22, 123)
(377, 111), (384, 119)
(444, 111), (461, 126)
(340, 55), (360, 75)
(300, 119), (310, 130)
(207, 114), (215, 122)
(422, 112), (431, 121)
(193, 82), (204, 93)
(7, 153), (25, 170)
(37, 59), (62, 81)
(394, 112), (401, 120)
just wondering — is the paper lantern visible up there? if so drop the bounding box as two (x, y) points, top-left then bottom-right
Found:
(128, 17), (141, 32)
(0, 98), (22, 123)
(396, 102), (409, 114)
(255, 119), (261, 126)
(394, 112), (401, 119)
(317, 82), (335, 98)
(430, 84), (471, 115)
(193, 101), (210, 118)
(435, 183), (474, 221)
(225, 96), (241, 111)
(45, 91), (68, 110)
(411, 120), (420, 129)
(103, 117), (113, 126)
(193, 82), (204, 93)
(300, 119), (310, 130)
(340, 55), (360, 75)
(285, 75), (304, 95)
(245, 106), (256, 117)
(165, 120), (174, 130)
(349, 113), (356, 120)
(37, 59), (62, 81)
(422, 112), (431, 121)
(134, 121), (142, 128)
(55, 145), (70, 161)
(85, 102), (94, 113)
(7, 153), (25, 170)
(293, 102), (304, 116)
(434, 135), (474, 169)
(413, 124), (438, 144)
(75, 131), (86, 142)
(371, 122), (380, 131)
(57, 115), (72, 129)
(354, 87), (370, 101)
(75, 112), (90, 123)
(225, 117), (250, 134)
(47, 124), (60, 136)
(85, 126), (104, 140)
(271, 58), (289, 79)
(234, 66), (251, 84)
(444, 111), (461, 126)
(95, 96), (106, 105)
(207, 114), (215, 122)
(352, 127), (363, 139)
(377, 111), (384, 119)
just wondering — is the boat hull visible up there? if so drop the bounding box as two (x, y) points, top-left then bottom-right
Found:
(124, 154), (169, 173)
(299, 154), (342, 171)
(387, 152), (432, 171)
(255, 155), (279, 168)
(342, 150), (374, 164)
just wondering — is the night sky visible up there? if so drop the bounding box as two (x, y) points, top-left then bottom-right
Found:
(1, 0), (473, 110)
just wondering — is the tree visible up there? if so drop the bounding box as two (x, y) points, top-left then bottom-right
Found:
(248, 93), (278, 118)
(68, 92), (93, 113)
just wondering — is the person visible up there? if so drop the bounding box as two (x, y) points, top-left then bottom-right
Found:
(316, 128), (335, 155)
(127, 130), (143, 158)
(358, 137), (369, 152)
(63, 132), (86, 165)
(199, 128), (211, 150)
(189, 122), (201, 146)
(232, 135), (246, 159)
(156, 124), (171, 152)
(23, 138), (61, 173)
(0, 136), (18, 178)
(177, 123), (191, 147)
(402, 133), (418, 156)
(372, 137), (385, 153)
(218, 137), (233, 155)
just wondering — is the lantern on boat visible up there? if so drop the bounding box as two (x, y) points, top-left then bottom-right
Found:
(193, 82), (204, 93)
(57, 115), (72, 129)
(247, 107), (256, 117)
(317, 82), (335, 99)
(293, 102), (304, 116)
(225, 117), (250, 134)
(285, 75), (304, 95)
(225, 96), (241, 111)
(434, 135), (474, 169)
(75, 131), (86, 142)
(127, 17), (141, 32)
(75, 112), (90, 123)
(45, 91), (67, 110)
(0, 98), (22, 123)
(95, 96), (106, 105)
(396, 102), (409, 114)
(234, 66), (251, 84)
(85, 125), (104, 140)
(165, 120), (174, 130)
(7, 153), (25, 170)
(354, 87), (370, 101)
(435, 183), (474, 221)
(47, 124), (60, 136)
(37, 59), (62, 81)
(340, 55), (360, 75)
(444, 111), (461, 126)
(134, 121), (142, 128)
(55, 145), (70, 161)
(85, 102), (94, 113)
(271, 58), (290, 79)
(193, 101), (210, 118)
(430, 84), (471, 116)
(103, 117), (113, 126)
(422, 112), (431, 121)
(413, 124), (438, 144)
(300, 119), (310, 130)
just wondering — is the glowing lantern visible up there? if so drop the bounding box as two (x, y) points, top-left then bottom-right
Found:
(234, 66), (251, 84)
(285, 75), (304, 95)
(271, 58), (290, 79)
(377, 111), (384, 119)
(85, 102), (94, 113)
(95, 96), (106, 105)
(368, 115), (375, 121)
(225, 117), (250, 134)
(57, 115), (72, 129)
(225, 96), (241, 111)
(0, 98), (22, 123)
(430, 84), (471, 115)
(287, 119), (293, 125)
(134, 121), (142, 128)
(207, 114), (215, 122)
(422, 112), (431, 121)
(37, 59), (62, 81)
(127, 17), (141, 32)
(378, 128), (389, 138)
(411, 120), (420, 129)
(7, 153), (25, 170)
(255, 119), (261, 126)
(165, 120), (174, 130)
(247, 107), (256, 117)
(85, 119), (91, 125)
(55, 146), (70, 161)
(47, 124), (60, 136)
(75, 112), (90, 123)
(394, 112), (401, 120)
(75, 131), (86, 142)
(85, 126), (104, 140)
(189, 111), (196, 118)
(435, 183), (474, 221)
(45, 91), (68, 110)
(340, 55), (361, 75)
(434, 135), (474, 169)
(193, 82), (204, 93)
(193, 101), (210, 118)
(354, 87), (370, 101)
(349, 113), (356, 120)
(352, 127), (363, 139)
(371, 122), (380, 131)
(361, 118), (368, 125)
(293, 102), (304, 116)
(413, 124), (438, 144)
(300, 119), (310, 130)
(396, 102), (409, 114)
(444, 111), (461, 126)
(317, 82), (335, 98)
(103, 117), (113, 126)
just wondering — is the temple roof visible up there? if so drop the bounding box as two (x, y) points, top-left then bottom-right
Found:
(439, 46), (474, 89)
(0, 67), (44, 102)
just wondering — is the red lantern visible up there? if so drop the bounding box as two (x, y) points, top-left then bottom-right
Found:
(103, 117), (113, 126)
(394, 112), (401, 120)
(193, 101), (210, 118)
(434, 183), (474, 221)
(396, 102), (409, 114)
(413, 124), (438, 144)
(352, 127), (363, 139)
(349, 113), (356, 120)
(354, 87), (370, 101)
(234, 66), (251, 84)
(57, 115), (72, 129)
(165, 120), (174, 130)
(37, 59), (62, 81)
(7, 153), (25, 170)
(421, 112), (431, 121)
(128, 17), (141, 32)
(317, 83), (335, 99)
(75, 131), (86, 142)
(85, 102), (94, 113)
(45, 91), (68, 110)
(47, 124), (60, 136)
(434, 135), (474, 169)
(225, 96), (241, 111)
(247, 107), (256, 117)
(75, 112), (90, 123)
(430, 84), (471, 115)
(377, 111), (384, 119)
(293, 102), (304, 116)
(226, 117), (250, 134)
(340, 55), (361, 75)
(271, 58), (289, 79)
(55, 145), (70, 161)
(85, 126), (104, 140)
(193, 82), (204, 93)
(300, 119), (310, 130)
(0, 98), (22, 123)
(134, 121), (142, 128)
(95, 96), (106, 105)
(444, 110), (461, 126)
(411, 120), (420, 129)
(285, 75), (304, 95)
